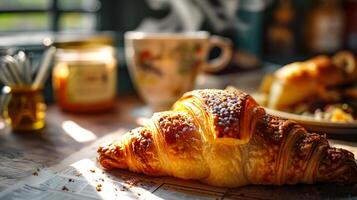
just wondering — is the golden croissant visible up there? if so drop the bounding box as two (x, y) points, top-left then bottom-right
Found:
(97, 89), (357, 187)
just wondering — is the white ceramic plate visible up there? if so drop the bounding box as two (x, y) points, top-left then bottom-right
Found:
(265, 108), (357, 135)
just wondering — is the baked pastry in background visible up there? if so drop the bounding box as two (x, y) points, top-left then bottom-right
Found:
(98, 89), (356, 187)
(259, 51), (357, 122)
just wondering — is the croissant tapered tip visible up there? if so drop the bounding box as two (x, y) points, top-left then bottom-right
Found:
(317, 148), (357, 185)
(97, 142), (113, 154)
(97, 141), (129, 170)
(97, 145), (106, 153)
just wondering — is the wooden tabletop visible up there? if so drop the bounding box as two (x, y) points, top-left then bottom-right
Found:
(0, 95), (142, 191)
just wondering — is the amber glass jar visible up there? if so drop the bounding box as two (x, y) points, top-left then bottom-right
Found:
(52, 37), (117, 113)
(5, 86), (46, 131)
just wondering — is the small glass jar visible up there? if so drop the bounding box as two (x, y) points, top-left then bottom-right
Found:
(4, 86), (46, 131)
(53, 38), (117, 112)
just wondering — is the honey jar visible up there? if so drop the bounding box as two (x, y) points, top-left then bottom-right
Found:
(52, 37), (117, 112)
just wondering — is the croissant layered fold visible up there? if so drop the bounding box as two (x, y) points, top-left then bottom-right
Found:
(97, 89), (357, 187)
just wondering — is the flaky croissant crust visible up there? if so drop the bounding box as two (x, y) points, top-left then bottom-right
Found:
(98, 89), (357, 187)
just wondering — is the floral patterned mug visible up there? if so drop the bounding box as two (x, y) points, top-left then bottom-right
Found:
(125, 31), (232, 111)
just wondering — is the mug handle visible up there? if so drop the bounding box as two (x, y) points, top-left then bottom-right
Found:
(203, 36), (233, 73)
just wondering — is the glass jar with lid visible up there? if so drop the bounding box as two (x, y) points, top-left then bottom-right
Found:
(52, 36), (117, 112)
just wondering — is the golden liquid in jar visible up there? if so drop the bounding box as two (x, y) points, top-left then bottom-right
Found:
(5, 86), (46, 131)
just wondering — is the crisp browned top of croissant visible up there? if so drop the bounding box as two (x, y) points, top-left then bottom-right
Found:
(98, 89), (357, 187)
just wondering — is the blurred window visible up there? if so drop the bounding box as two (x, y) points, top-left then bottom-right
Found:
(59, 13), (97, 32)
(0, 0), (99, 33)
(0, 13), (50, 32)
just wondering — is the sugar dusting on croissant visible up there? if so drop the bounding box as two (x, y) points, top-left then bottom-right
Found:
(97, 89), (357, 187)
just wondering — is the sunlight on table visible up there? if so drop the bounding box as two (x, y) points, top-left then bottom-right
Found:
(62, 120), (97, 143)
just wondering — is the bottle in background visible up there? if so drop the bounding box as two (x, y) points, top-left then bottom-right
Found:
(266, 0), (295, 57)
(305, 0), (344, 53)
(343, 0), (357, 52)
(234, 0), (269, 69)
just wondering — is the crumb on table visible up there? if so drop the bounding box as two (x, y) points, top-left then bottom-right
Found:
(96, 184), (102, 192)
(62, 186), (69, 191)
